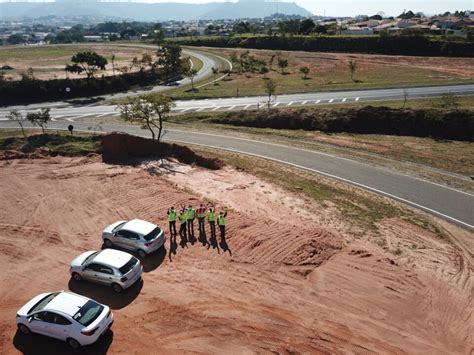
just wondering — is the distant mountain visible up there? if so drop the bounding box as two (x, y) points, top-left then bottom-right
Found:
(0, 1), (313, 21)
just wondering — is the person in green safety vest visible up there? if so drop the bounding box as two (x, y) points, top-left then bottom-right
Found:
(217, 208), (228, 240)
(167, 206), (177, 235)
(178, 208), (187, 238)
(207, 206), (216, 239)
(196, 203), (206, 237)
(186, 204), (195, 238)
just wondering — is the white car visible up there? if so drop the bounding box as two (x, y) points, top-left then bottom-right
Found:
(102, 219), (166, 258)
(16, 291), (113, 349)
(70, 249), (143, 293)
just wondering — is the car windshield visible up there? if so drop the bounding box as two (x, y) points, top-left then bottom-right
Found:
(82, 251), (100, 265)
(119, 257), (138, 275)
(112, 222), (126, 232)
(28, 292), (60, 314)
(144, 227), (161, 241)
(72, 300), (104, 326)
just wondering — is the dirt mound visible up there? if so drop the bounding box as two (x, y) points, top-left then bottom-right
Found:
(101, 132), (224, 169)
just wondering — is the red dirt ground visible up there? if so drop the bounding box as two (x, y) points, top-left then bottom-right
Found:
(0, 156), (472, 354)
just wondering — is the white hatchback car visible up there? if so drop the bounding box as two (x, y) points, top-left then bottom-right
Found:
(16, 291), (113, 349)
(102, 219), (166, 258)
(70, 249), (142, 293)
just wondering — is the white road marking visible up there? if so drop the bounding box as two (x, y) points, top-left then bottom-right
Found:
(65, 117), (75, 122)
(329, 99), (334, 103)
(355, 97), (360, 101)
(302, 101), (307, 105)
(273, 103), (280, 107)
(113, 113), (121, 117)
(180, 108), (193, 113)
(97, 113), (112, 117)
(244, 104), (251, 109)
(315, 100), (321, 104)
(342, 98), (347, 102)
(196, 107), (210, 112)
(212, 106), (221, 111)
(227, 106), (236, 111)
(288, 102), (294, 106)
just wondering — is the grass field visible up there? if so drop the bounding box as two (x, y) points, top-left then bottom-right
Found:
(167, 47), (474, 99)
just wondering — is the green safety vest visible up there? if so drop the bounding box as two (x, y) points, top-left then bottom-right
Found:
(217, 215), (226, 226)
(178, 213), (186, 224)
(187, 208), (195, 219)
(208, 211), (215, 222)
(168, 210), (176, 222)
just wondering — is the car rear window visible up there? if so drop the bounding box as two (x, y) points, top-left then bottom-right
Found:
(72, 300), (104, 326)
(119, 257), (139, 275)
(112, 222), (126, 232)
(144, 227), (161, 241)
(28, 292), (60, 314)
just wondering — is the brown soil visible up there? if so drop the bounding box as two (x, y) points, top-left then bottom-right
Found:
(0, 156), (472, 354)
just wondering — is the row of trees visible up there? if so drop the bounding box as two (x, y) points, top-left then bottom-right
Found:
(175, 35), (474, 57)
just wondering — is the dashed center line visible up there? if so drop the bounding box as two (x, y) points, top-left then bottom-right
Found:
(244, 104), (251, 109)
(302, 101), (307, 105)
(342, 98), (347, 102)
(287, 102), (294, 106)
(227, 106), (236, 111)
(355, 97), (360, 101)
(315, 100), (321, 104)
(212, 106), (221, 111)
(273, 103), (280, 107)
(329, 99), (334, 103)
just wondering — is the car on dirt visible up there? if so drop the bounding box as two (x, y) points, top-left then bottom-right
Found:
(70, 249), (142, 293)
(16, 291), (113, 349)
(102, 219), (165, 258)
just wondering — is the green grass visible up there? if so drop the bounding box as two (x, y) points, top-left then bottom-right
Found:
(0, 131), (101, 155)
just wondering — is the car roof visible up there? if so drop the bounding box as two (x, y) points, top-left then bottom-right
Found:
(122, 219), (156, 236)
(93, 249), (133, 269)
(44, 292), (88, 317)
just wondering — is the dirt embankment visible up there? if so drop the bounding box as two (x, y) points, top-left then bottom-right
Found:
(0, 154), (472, 354)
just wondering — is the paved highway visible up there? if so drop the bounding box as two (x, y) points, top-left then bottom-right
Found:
(0, 120), (472, 230)
(2, 84), (474, 120)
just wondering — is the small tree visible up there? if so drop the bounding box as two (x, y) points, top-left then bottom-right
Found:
(402, 89), (409, 108)
(436, 93), (460, 111)
(111, 54), (116, 76)
(186, 68), (198, 91)
(7, 110), (26, 137)
(300, 66), (310, 80)
(118, 94), (175, 141)
(65, 51), (108, 79)
(263, 78), (276, 108)
(277, 58), (289, 74)
(268, 54), (276, 70)
(26, 108), (51, 134)
(348, 60), (357, 82)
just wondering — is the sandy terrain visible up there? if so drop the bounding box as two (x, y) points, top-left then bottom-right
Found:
(0, 155), (472, 354)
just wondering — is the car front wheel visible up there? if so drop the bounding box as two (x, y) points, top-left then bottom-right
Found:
(67, 337), (81, 349)
(137, 249), (147, 258)
(18, 324), (30, 335)
(104, 239), (113, 248)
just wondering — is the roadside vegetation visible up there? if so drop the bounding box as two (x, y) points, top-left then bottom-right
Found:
(0, 43), (189, 105)
(167, 48), (474, 100)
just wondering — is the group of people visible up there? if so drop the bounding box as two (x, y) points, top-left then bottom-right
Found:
(167, 204), (228, 241)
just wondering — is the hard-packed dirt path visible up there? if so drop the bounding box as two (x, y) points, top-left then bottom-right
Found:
(0, 156), (471, 354)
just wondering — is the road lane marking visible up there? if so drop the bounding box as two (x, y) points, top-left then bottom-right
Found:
(329, 99), (334, 103)
(196, 107), (210, 112)
(212, 106), (221, 111)
(180, 108), (193, 113)
(342, 98), (347, 102)
(227, 106), (236, 111)
(302, 101), (307, 105)
(288, 102), (294, 106)
(273, 103), (280, 107)
(355, 97), (360, 101)
(315, 100), (321, 104)
(244, 104), (251, 109)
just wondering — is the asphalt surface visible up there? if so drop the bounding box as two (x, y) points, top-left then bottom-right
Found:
(1, 120), (472, 230)
(2, 84), (474, 120)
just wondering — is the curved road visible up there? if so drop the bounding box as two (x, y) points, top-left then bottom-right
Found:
(0, 120), (472, 230)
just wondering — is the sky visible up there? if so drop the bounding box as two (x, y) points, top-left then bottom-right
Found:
(132, 0), (472, 17)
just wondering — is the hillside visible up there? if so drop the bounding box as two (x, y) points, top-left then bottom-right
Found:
(0, 1), (313, 21)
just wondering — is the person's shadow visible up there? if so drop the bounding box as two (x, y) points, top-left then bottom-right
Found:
(13, 328), (113, 354)
(219, 236), (232, 256)
(179, 232), (188, 249)
(198, 230), (209, 247)
(168, 233), (178, 261)
(208, 233), (220, 254)
(188, 231), (197, 245)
